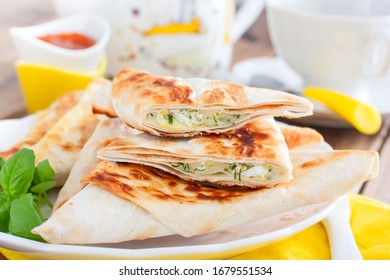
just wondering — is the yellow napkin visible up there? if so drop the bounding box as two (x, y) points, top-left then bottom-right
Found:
(230, 194), (390, 260)
(1, 194), (389, 260)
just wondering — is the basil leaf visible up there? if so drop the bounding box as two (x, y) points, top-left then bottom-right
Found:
(30, 180), (56, 194)
(8, 193), (44, 242)
(0, 157), (5, 170)
(0, 149), (35, 199)
(33, 159), (55, 185)
(0, 194), (11, 232)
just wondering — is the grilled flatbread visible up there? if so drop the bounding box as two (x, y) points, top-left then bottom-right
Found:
(33, 184), (175, 244)
(31, 78), (109, 185)
(54, 120), (326, 211)
(82, 149), (378, 238)
(97, 116), (293, 188)
(53, 117), (124, 210)
(33, 121), (378, 244)
(0, 91), (82, 159)
(278, 121), (326, 150)
(92, 68), (313, 137)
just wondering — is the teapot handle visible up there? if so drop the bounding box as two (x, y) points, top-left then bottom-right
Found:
(232, 0), (265, 42)
(360, 33), (390, 79)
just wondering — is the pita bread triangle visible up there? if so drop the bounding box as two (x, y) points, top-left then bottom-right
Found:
(33, 184), (174, 244)
(32, 119), (378, 244)
(92, 68), (313, 137)
(0, 90), (82, 159)
(82, 148), (378, 238)
(97, 116), (293, 188)
(30, 78), (109, 185)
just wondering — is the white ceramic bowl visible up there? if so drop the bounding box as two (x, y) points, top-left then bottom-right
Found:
(10, 14), (111, 73)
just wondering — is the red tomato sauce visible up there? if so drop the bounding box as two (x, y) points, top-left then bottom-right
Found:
(37, 33), (96, 50)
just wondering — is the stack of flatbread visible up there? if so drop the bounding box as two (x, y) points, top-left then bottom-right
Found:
(3, 68), (378, 245)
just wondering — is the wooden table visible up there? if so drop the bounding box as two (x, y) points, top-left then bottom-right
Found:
(1, 0), (389, 260)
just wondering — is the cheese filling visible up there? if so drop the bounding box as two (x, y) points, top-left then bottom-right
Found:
(146, 109), (246, 129)
(170, 161), (279, 183)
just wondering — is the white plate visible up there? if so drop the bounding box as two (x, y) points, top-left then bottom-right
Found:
(230, 56), (390, 128)
(0, 116), (340, 260)
(0, 199), (340, 260)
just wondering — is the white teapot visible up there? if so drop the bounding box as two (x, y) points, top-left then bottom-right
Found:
(53, 0), (264, 78)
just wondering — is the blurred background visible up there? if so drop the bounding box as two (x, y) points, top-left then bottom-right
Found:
(0, 0), (273, 119)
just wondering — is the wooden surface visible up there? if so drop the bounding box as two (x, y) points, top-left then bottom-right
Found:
(1, 0), (389, 260)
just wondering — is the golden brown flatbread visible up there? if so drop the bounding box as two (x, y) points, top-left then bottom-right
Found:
(33, 184), (174, 244)
(53, 117), (124, 210)
(52, 120), (326, 213)
(0, 91), (82, 159)
(31, 78), (109, 185)
(97, 116), (293, 188)
(81, 149), (378, 238)
(278, 122), (325, 150)
(33, 120), (378, 244)
(92, 68), (313, 137)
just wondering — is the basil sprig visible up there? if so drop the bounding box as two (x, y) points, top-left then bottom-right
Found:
(0, 148), (56, 241)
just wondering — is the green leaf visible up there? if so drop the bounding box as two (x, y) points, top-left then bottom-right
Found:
(168, 114), (173, 124)
(33, 159), (55, 185)
(30, 180), (56, 194)
(0, 149), (55, 242)
(0, 149), (35, 199)
(0, 194), (11, 232)
(0, 157), (5, 170)
(8, 193), (44, 242)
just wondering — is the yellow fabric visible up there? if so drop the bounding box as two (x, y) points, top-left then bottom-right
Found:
(230, 194), (390, 260)
(0, 248), (36, 260)
(1, 194), (389, 260)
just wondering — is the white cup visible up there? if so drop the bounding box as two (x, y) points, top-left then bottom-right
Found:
(53, 0), (264, 79)
(266, 0), (390, 101)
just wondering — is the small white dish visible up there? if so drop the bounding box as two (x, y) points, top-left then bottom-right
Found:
(231, 56), (390, 128)
(10, 14), (110, 73)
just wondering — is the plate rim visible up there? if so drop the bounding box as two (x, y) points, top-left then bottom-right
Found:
(0, 197), (341, 259)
